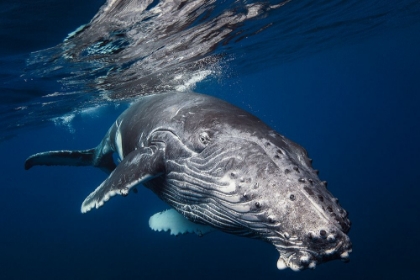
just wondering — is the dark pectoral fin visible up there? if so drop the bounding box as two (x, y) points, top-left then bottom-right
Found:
(25, 149), (116, 174)
(81, 148), (165, 213)
(25, 149), (96, 170)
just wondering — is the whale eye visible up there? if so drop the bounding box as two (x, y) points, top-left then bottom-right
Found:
(199, 131), (211, 145)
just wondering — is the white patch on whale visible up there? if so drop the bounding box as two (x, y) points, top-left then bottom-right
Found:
(115, 120), (124, 160)
(149, 208), (214, 236)
(219, 174), (237, 193)
(277, 258), (287, 270)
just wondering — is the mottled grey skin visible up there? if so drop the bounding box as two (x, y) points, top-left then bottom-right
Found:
(25, 92), (352, 271)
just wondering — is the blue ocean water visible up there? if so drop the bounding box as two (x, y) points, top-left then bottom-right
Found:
(1, 0), (420, 279)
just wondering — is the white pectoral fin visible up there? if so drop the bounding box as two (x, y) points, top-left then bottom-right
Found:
(149, 209), (214, 236)
(81, 148), (164, 213)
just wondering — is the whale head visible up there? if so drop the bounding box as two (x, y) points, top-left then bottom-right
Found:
(162, 113), (353, 270)
(198, 133), (352, 271)
(142, 93), (352, 271)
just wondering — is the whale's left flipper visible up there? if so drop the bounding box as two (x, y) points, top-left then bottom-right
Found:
(25, 149), (95, 169)
(25, 145), (166, 213)
(24, 149), (116, 173)
(81, 147), (165, 213)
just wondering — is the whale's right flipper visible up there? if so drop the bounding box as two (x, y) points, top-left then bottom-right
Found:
(81, 147), (165, 213)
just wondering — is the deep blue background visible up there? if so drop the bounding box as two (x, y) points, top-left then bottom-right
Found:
(0, 0), (105, 55)
(1, 1), (420, 279)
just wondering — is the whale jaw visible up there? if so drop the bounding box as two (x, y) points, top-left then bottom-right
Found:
(275, 235), (352, 271)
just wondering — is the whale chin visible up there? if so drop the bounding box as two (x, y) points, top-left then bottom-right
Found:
(276, 242), (353, 271)
(276, 250), (317, 271)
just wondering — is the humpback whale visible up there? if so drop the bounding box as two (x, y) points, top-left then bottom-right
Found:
(25, 92), (352, 271)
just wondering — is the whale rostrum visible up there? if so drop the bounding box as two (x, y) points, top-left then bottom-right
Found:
(25, 92), (352, 271)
